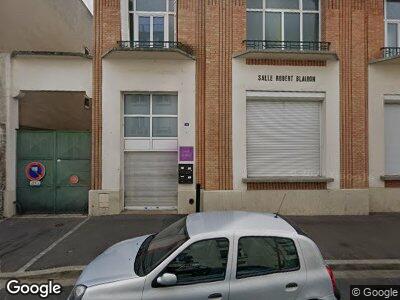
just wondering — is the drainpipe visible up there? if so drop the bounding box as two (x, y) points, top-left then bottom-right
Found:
(195, 183), (201, 213)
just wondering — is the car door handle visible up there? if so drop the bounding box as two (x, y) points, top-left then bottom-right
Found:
(285, 282), (298, 290)
(208, 293), (222, 299)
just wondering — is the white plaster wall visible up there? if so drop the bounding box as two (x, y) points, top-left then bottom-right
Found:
(2, 54), (17, 217)
(369, 63), (400, 187)
(11, 56), (92, 96)
(101, 58), (196, 195)
(232, 59), (341, 190)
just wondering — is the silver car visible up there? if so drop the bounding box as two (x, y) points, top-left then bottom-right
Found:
(68, 211), (340, 300)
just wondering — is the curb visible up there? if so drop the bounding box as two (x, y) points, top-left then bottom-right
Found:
(326, 259), (400, 271)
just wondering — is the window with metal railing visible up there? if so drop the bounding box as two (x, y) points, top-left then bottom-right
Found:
(128, 0), (176, 48)
(385, 0), (400, 57)
(246, 0), (321, 51)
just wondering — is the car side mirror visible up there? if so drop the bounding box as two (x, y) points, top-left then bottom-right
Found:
(157, 273), (177, 286)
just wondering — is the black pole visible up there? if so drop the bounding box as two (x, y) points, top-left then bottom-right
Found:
(195, 183), (201, 213)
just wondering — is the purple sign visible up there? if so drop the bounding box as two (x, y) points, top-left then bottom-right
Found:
(179, 146), (194, 162)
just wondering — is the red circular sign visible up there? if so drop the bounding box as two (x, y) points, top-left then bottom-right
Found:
(25, 162), (46, 181)
(69, 175), (79, 185)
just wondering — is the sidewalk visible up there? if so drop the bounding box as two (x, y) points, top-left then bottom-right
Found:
(1, 213), (399, 276)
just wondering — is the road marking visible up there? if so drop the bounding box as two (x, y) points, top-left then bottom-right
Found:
(326, 259), (400, 265)
(17, 217), (90, 272)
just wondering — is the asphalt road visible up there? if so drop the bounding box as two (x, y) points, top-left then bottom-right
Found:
(1, 214), (400, 272)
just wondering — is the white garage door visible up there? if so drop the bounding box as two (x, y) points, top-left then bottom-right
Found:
(247, 100), (321, 177)
(124, 152), (178, 210)
(385, 103), (400, 174)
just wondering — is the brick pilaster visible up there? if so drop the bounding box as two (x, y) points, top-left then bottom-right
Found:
(92, 0), (121, 189)
(325, 0), (384, 189)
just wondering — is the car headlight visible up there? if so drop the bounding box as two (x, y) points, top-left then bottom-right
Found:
(68, 285), (87, 300)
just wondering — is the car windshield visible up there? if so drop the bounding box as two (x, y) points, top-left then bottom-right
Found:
(135, 217), (189, 276)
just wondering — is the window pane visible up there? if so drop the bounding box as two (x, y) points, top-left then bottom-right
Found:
(266, 12), (282, 41)
(237, 237), (280, 279)
(152, 118), (177, 137)
(129, 14), (134, 41)
(303, 13), (319, 42)
(303, 0), (319, 10)
(129, 0), (133, 10)
(247, 0), (263, 9)
(388, 23), (398, 47)
(153, 17), (165, 42)
(284, 13), (300, 41)
(247, 12), (263, 40)
(153, 94), (178, 115)
(124, 117), (150, 137)
(275, 238), (300, 271)
(266, 0), (299, 9)
(169, 15), (175, 41)
(139, 16), (151, 42)
(136, 0), (166, 11)
(169, 0), (176, 11)
(163, 238), (229, 285)
(124, 94), (150, 114)
(387, 0), (400, 19)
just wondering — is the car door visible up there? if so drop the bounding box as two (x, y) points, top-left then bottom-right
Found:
(229, 235), (306, 300)
(142, 237), (232, 300)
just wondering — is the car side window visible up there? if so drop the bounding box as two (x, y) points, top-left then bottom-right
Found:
(275, 237), (300, 271)
(236, 236), (299, 279)
(237, 237), (280, 279)
(161, 238), (229, 285)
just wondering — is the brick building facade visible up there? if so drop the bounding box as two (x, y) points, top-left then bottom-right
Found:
(87, 0), (400, 215)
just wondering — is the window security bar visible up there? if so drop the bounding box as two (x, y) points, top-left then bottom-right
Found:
(117, 41), (193, 55)
(381, 47), (400, 58)
(244, 40), (331, 52)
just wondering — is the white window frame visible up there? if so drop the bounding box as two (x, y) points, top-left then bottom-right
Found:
(246, 0), (321, 42)
(123, 92), (178, 152)
(129, 0), (176, 43)
(385, 0), (400, 47)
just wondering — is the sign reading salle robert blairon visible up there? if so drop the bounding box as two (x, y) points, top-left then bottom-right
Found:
(258, 74), (317, 83)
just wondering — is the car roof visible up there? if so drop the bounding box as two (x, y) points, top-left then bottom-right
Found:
(186, 211), (297, 238)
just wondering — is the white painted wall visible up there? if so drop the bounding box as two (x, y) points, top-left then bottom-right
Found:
(101, 58), (196, 196)
(11, 56), (92, 96)
(369, 63), (400, 187)
(232, 59), (341, 190)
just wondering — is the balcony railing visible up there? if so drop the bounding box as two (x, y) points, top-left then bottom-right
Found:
(244, 40), (331, 52)
(117, 41), (193, 56)
(381, 47), (400, 58)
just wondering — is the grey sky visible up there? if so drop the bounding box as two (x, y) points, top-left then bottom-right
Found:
(82, 0), (93, 13)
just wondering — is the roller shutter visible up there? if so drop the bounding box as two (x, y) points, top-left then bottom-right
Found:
(385, 104), (400, 174)
(124, 152), (178, 209)
(246, 100), (321, 177)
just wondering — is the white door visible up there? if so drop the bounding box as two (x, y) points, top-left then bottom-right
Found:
(142, 238), (231, 300)
(229, 236), (306, 300)
(136, 15), (166, 46)
(124, 151), (178, 210)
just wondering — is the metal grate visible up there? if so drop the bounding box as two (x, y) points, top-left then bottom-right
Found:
(117, 41), (194, 55)
(244, 40), (331, 52)
(381, 47), (400, 58)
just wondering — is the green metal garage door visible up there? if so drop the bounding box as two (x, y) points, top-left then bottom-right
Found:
(17, 130), (91, 214)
